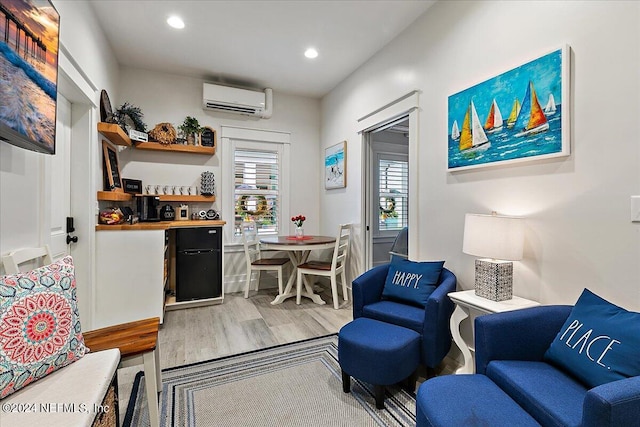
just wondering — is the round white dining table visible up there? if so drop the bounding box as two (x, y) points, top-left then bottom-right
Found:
(259, 235), (336, 305)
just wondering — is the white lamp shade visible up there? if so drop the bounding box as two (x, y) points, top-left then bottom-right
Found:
(463, 213), (524, 261)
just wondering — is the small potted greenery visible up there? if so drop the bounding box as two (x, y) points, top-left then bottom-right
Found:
(114, 102), (147, 133)
(178, 116), (203, 145)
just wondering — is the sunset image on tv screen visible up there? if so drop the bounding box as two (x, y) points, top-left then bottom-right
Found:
(0, 0), (59, 152)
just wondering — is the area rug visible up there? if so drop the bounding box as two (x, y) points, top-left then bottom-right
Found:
(123, 334), (416, 426)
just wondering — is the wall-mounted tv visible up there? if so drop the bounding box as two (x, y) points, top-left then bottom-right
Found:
(0, 0), (59, 155)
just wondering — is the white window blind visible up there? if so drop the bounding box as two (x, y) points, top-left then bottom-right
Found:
(379, 159), (408, 231)
(234, 148), (280, 234)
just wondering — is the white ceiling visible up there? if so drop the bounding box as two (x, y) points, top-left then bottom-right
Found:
(88, 1), (436, 98)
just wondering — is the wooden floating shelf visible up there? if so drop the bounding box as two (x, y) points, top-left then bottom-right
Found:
(97, 122), (132, 146)
(97, 191), (133, 201)
(134, 142), (215, 155)
(152, 195), (215, 202)
(97, 192), (214, 203)
(96, 220), (226, 231)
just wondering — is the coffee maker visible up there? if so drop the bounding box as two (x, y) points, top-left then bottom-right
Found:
(137, 196), (160, 222)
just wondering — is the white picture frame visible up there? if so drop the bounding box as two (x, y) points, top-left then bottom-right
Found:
(447, 45), (571, 171)
(325, 141), (347, 189)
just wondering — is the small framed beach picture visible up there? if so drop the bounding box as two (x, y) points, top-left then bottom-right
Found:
(447, 45), (570, 171)
(325, 141), (347, 189)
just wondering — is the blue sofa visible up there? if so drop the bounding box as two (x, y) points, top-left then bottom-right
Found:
(352, 263), (457, 370)
(417, 305), (640, 426)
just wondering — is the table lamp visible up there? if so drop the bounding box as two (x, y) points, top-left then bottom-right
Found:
(463, 212), (524, 301)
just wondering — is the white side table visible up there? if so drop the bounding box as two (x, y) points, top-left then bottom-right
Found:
(448, 290), (540, 374)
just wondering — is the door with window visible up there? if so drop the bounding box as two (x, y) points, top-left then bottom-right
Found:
(372, 149), (409, 266)
(360, 96), (419, 270)
(370, 130), (409, 266)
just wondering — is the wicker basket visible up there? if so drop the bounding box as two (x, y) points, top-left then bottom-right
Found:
(92, 374), (118, 427)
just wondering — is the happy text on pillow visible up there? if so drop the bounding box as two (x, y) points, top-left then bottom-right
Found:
(389, 271), (423, 289)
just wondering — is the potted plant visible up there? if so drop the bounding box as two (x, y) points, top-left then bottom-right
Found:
(178, 116), (203, 145)
(113, 102), (147, 133)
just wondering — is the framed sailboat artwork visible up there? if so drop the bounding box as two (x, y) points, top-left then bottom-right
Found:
(447, 45), (570, 171)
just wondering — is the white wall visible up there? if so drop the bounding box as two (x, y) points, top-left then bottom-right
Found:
(117, 66), (320, 228)
(1, 2), (119, 262)
(0, 147), (44, 256)
(1, 3), (119, 330)
(53, 1), (120, 102)
(3, 0), (639, 318)
(321, 1), (640, 309)
(116, 66), (321, 290)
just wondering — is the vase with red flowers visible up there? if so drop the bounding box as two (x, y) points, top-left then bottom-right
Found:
(291, 214), (306, 239)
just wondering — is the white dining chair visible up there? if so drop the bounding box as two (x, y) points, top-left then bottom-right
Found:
(296, 223), (351, 309)
(2, 245), (54, 274)
(243, 233), (290, 298)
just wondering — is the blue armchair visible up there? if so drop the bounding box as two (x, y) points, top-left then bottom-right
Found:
(416, 305), (640, 427)
(351, 263), (457, 370)
(475, 305), (640, 427)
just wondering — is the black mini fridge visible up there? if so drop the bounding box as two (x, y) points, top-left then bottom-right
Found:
(175, 227), (222, 302)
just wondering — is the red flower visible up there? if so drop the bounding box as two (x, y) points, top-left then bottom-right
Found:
(291, 214), (306, 227)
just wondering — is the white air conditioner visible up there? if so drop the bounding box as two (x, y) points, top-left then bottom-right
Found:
(203, 83), (272, 118)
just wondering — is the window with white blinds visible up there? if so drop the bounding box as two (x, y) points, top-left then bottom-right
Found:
(378, 158), (408, 231)
(234, 148), (280, 234)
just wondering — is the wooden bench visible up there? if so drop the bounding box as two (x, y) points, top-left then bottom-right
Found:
(84, 318), (161, 427)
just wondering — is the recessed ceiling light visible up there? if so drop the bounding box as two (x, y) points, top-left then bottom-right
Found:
(167, 15), (185, 29)
(304, 48), (318, 59)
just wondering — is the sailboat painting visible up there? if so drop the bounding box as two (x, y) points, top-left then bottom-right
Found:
(448, 45), (570, 171)
(506, 98), (521, 129)
(484, 99), (504, 133)
(459, 100), (490, 151)
(514, 80), (549, 137)
(544, 94), (557, 115)
(451, 120), (460, 140)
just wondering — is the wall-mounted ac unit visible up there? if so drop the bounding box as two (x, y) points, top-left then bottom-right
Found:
(203, 83), (272, 118)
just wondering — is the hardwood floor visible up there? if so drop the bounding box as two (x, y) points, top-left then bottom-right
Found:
(159, 287), (353, 368)
(117, 287), (353, 424)
(115, 286), (459, 424)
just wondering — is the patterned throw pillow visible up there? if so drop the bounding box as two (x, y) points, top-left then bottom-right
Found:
(382, 256), (445, 307)
(0, 256), (88, 398)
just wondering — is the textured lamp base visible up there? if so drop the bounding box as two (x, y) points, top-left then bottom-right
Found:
(474, 259), (513, 301)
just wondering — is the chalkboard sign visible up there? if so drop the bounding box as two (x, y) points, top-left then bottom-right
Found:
(102, 140), (123, 192)
(122, 178), (142, 194)
(200, 126), (216, 148)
